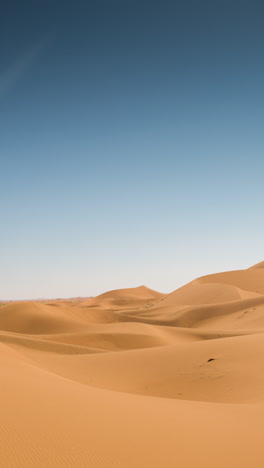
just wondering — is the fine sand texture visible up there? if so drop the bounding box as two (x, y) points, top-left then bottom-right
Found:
(1, 265), (264, 466)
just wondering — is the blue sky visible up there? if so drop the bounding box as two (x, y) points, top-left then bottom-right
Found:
(1, 0), (264, 299)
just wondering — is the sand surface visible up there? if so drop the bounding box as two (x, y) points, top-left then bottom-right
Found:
(1, 265), (264, 467)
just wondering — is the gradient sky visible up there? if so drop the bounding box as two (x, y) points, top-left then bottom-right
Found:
(1, 0), (264, 299)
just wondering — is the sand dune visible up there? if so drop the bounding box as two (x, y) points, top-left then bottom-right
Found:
(248, 260), (264, 269)
(0, 301), (87, 334)
(2, 263), (264, 466)
(196, 265), (264, 294)
(80, 285), (165, 309)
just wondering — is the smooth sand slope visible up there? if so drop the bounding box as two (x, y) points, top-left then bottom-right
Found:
(1, 264), (264, 467)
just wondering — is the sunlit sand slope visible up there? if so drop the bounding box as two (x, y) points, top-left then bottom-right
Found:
(1, 266), (264, 467)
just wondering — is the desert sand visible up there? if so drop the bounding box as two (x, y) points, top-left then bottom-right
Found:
(1, 262), (264, 467)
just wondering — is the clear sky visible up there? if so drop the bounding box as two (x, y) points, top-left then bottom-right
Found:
(1, 0), (264, 300)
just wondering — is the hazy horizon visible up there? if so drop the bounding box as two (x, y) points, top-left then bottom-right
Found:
(1, 259), (263, 302)
(1, 0), (264, 300)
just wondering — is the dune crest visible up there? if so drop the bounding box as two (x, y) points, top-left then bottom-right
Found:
(2, 262), (264, 467)
(81, 285), (165, 309)
(249, 260), (264, 269)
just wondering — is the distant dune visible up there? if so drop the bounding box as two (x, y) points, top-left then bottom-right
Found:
(0, 296), (93, 304)
(1, 263), (264, 466)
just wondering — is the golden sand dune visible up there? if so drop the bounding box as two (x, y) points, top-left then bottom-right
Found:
(197, 264), (264, 294)
(80, 285), (165, 309)
(2, 263), (264, 467)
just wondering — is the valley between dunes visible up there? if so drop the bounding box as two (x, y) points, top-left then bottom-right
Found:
(2, 262), (264, 467)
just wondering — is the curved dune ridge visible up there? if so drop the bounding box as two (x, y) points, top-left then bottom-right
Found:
(249, 260), (264, 269)
(2, 264), (264, 466)
(80, 285), (164, 309)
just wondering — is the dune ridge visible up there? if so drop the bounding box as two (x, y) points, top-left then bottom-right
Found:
(1, 263), (264, 466)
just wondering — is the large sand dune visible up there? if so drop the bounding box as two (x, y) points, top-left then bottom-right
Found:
(1, 263), (264, 466)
